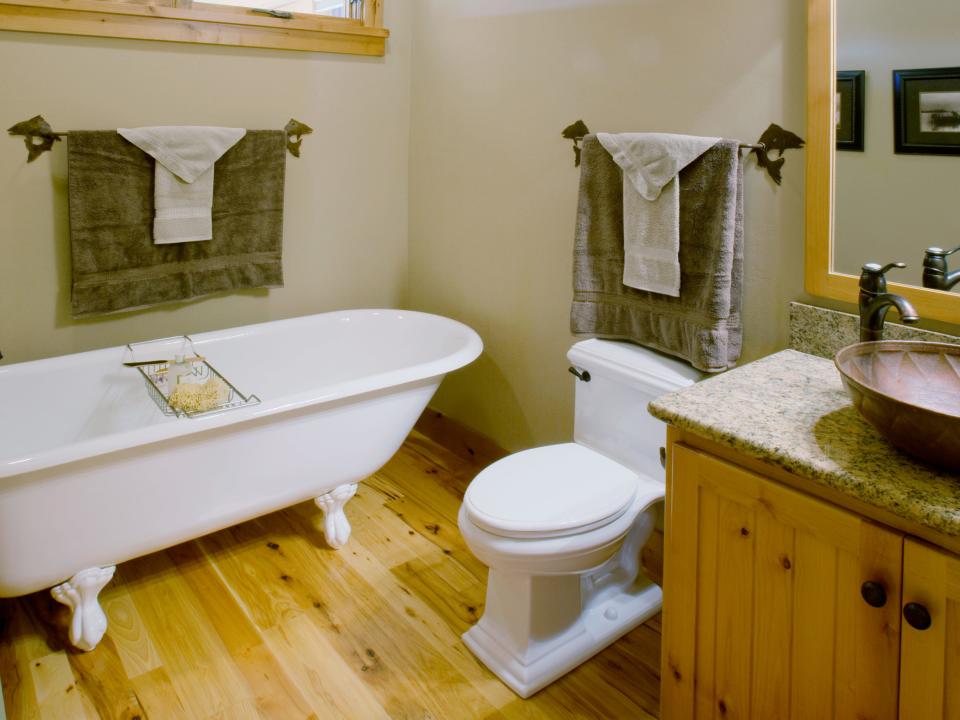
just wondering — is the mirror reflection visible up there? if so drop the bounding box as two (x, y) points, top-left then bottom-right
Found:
(834, 0), (960, 291)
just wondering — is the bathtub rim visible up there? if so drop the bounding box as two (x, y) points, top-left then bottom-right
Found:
(0, 309), (482, 480)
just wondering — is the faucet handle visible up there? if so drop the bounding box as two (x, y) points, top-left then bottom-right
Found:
(862, 261), (907, 275)
(860, 261), (907, 294)
(925, 245), (960, 257)
(923, 245), (960, 262)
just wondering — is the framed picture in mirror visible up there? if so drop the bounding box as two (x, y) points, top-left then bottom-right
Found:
(894, 67), (960, 155)
(836, 71), (865, 151)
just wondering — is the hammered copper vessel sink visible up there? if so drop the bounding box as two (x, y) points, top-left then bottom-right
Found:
(835, 341), (960, 471)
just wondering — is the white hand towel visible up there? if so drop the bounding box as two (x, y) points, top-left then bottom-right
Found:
(118, 126), (247, 244)
(597, 133), (720, 296)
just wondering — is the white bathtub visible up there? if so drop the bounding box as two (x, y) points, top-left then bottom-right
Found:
(0, 309), (481, 650)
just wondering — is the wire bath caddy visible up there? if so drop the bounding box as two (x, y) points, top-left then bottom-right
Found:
(124, 335), (261, 419)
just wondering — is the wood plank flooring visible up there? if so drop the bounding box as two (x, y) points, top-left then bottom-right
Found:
(0, 420), (662, 719)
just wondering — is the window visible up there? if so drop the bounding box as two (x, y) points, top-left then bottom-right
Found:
(0, 0), (386, 54)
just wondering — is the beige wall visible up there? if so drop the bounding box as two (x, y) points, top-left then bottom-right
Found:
(834, 0), (960, 280)
(407, 0), (808, 451)
(9, 2), (949, 456)
(0, 4), (412, 364)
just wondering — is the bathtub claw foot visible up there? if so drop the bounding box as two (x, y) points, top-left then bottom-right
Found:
(315, 483), (358, 549)
(51, 566), (115, 652)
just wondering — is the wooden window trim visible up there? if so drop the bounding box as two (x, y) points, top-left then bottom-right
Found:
(0, 0), (387, 54)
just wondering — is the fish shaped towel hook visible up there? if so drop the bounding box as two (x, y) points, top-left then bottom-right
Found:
(284, 118), (313, 158)
(7, 115), (65, 162)
(562, 120), (591, 167)
(751, 123), (805, 186)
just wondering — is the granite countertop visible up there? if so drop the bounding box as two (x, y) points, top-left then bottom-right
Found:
(649, 349), (960, 537)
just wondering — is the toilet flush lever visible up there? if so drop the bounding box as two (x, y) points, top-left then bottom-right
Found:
(568, 366), (591, 382)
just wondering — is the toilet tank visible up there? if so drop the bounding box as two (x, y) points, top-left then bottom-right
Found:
(567, 339), (702, 480)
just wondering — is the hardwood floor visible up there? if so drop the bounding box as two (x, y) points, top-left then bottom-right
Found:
(0, 420), (662, 719)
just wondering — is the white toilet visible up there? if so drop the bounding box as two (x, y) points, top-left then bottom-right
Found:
(458, 338), (701, 698)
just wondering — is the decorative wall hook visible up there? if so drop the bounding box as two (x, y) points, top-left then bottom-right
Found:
(284, 118), (313, 157)
(562, 120), (591, 167)
(7, 115), (65, 162)
(8, 115), (314, 162)
(561, 119), (805, 185)
(752, 123), (805, 186)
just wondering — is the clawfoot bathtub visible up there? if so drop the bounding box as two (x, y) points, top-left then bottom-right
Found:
(0, 310), (481, 650)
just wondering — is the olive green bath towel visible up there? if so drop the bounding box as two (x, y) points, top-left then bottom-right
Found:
(68, 130), (285, 318)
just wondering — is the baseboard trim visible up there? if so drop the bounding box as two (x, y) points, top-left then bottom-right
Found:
(414, 408), (509, 469)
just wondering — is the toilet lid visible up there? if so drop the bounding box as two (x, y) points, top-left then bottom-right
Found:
(463, 443), (640, 539)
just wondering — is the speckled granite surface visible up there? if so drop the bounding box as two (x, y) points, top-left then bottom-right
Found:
(790, 302), (960, 359)
(649, 349), (960, 537)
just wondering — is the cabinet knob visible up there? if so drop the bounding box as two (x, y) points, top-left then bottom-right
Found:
(903, 602), (932, 631)
(860, 581), (887, 608)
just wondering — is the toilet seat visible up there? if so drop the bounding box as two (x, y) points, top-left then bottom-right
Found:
(463, 444), (639, 540)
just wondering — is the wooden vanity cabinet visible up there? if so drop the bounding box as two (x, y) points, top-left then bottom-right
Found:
(659, 440), (958, 720)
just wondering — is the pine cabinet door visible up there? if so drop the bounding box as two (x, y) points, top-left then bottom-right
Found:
(900, 538), (960, 719)
(661, 444), (903, 720)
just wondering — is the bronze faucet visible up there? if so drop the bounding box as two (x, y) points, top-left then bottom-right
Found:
(922, 246), (960, 291)
(859, 262), (920, 342)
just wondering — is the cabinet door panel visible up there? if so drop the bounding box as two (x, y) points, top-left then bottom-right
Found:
(749, 510), (795, 717)
(900, 538), (960, 719)
(714, 495), (755, 720)
(791, 531), (838, 719)
(693, 487), (719, 720)
(661, 443), (903, 720)
(848, 521), (905, 715)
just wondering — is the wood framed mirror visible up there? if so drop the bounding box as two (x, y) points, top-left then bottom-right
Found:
(804, 0), (960, 325)
(0, 0), (386, 54)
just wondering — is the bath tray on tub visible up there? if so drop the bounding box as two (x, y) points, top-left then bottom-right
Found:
(124, 335), (260, 419)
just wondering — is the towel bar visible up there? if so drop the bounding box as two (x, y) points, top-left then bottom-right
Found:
(561, 119), (804, 185)
(7, 115), (313, 162)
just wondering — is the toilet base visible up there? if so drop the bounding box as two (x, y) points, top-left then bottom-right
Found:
(463, 575), (663, 699)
